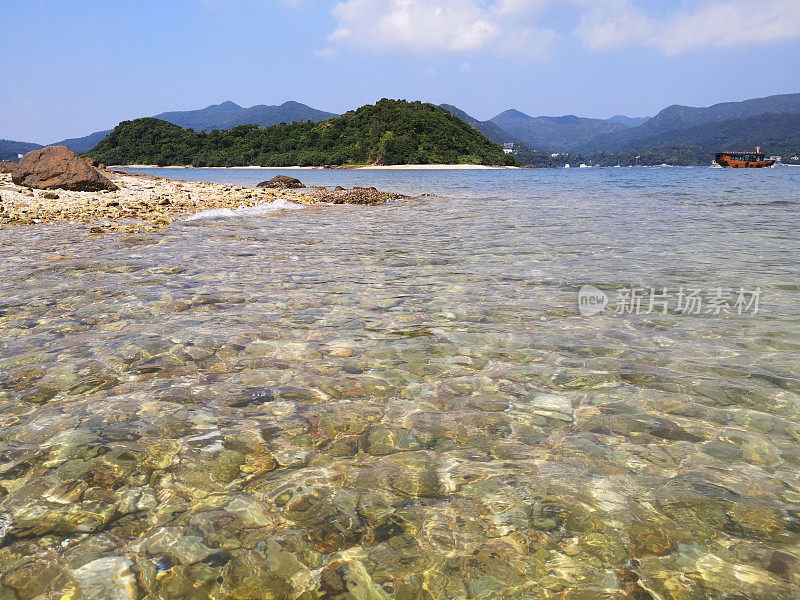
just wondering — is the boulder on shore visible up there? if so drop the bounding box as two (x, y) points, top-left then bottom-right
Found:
(83, 157), (106, 169)
(12, 146), (118, 192)
(0, 160), (17, 174)
(256, 175), (305, 189)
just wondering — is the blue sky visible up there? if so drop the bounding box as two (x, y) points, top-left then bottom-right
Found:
(2, 0), (799, 143)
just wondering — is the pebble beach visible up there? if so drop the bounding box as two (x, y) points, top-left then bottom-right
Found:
(0, 172), (312, 233)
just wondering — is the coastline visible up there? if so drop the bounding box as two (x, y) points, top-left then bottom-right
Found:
(0, 171), (307, 232)
(0, 170), (419, 232)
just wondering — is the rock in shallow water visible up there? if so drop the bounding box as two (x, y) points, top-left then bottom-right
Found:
(256, 175), (305, 189)
(68, 556), (137, 600)
(529, 393), (574, 422)
(376, 451), (443, 498)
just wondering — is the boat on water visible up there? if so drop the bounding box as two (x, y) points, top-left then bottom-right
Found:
(714, 146), (776, 168)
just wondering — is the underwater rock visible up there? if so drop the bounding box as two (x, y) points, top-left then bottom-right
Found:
(375, 451), (444, 498)
(9, 500), (117, 537)
(0, 515), (10, 546)
(135, 527), (217, 565)
(68, 556), (137, 600)
(628, 520), (678, 556)
(363, 428), (434, 456)
(529, 393), (574, 423)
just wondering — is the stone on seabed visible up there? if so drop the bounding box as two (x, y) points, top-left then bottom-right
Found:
(530, 393), (574, 422)
(67, 557), (137, 600)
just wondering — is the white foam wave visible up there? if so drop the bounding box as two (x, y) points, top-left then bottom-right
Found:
(184, 198), (304, 221)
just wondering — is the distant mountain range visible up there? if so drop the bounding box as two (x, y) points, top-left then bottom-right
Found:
(590, 112), (800, 156)
(576, 93), (800, 153)
(153, 100), (337, 132)
(488, 110), (629, 150)
(3, 93), (799, 165)
(608, 115), (651, 127)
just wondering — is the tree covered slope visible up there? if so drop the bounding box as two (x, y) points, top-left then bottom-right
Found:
(87, 99), (516, 167)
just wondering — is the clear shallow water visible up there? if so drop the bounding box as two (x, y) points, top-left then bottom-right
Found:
(1, 167), (799, 599)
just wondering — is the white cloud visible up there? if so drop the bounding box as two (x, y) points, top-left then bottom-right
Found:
(322, 0), (800, 60)
(203, 0), (302, 7)
(575, 0), (800, 56)
(328, 0), (558, 59)
(657, 1), (800, 55)
(314, 47), (338, 58)
(573, 0), (655, 51)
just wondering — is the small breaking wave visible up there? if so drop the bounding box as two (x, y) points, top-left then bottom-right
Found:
(184, 198), (304, 221)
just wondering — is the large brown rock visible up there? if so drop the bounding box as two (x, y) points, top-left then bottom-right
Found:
(256, 175), (305, 189)
(12, 146), (118, 191)
(0, 160), (17, 174)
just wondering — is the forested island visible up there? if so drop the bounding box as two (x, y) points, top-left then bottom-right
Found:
(87, 99), (516, 167)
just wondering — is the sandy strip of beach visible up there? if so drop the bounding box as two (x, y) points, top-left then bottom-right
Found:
(120, 164), (518, 170)
(355, 164), (518, 170)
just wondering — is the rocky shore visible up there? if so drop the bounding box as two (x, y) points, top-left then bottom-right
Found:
(0, 171), (313, 233)
(0, 172), (412, 234)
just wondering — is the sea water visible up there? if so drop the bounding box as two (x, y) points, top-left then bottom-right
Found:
(0, 167), (799, 599)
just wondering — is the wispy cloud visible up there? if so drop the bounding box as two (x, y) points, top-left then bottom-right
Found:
(575, 0), (800, 56)
(324, 0), (800, 60)
(327, 0), (557, 60)
(314, 47), (337, 59)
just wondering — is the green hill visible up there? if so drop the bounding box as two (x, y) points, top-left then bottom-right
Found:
(87, 99), (515, 167)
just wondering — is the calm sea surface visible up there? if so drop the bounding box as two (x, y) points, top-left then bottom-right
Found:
(1, 167), (799, 599)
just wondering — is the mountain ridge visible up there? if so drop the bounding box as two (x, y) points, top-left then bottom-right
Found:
(48, 101), (338, 153)
(609, 115), (651, 127)
(152, 100), (338, 131)
(439, 104), (516, 145)
(578, 93), (800, 152)
(6, 92), (800, 163)
(489, 111), (628, 151)
(0, 139), (43, 162)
